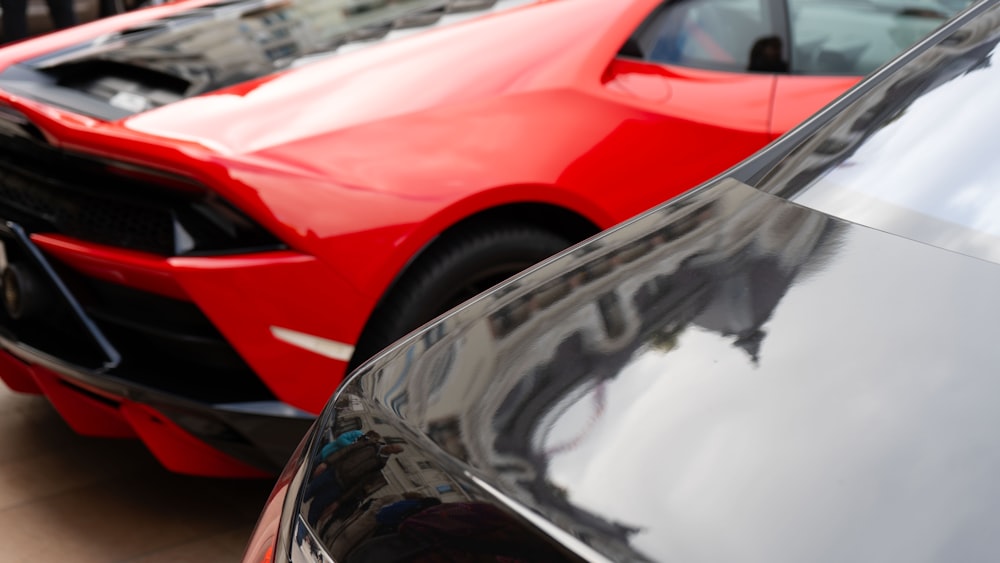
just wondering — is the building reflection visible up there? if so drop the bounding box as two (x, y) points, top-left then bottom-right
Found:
(313, 177), (846, 560)
(39, 0), (517, 109)
(301, 391), (572, 560)
(308, 16), (1000, 557)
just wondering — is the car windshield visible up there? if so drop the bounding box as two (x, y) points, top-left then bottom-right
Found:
(756, 2), (1000, 265)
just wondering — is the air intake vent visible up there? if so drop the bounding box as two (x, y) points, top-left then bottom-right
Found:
(43, 59), (190, 112)
(0, 116), (284, 256)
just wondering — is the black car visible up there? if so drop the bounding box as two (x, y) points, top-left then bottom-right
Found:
(245, 1), (1000, 560)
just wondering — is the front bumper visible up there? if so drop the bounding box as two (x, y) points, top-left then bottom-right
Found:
(0, 221), (370, 476)
(0, 344), (312, 476)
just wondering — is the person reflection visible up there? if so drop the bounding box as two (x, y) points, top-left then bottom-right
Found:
(312, 429), (374, 478)
(305, 430), (404, 524)
(372, 495), (443, 536)
(748, 36), (788, 72)
(325, 492), (443, 555)
(345, 501), (567, 562)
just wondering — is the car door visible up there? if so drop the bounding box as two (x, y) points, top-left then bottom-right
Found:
(592, 0), (788, 216)
(771, 0), (963, 136)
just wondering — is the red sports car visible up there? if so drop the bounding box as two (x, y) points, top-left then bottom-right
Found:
(0, 0), (964, 476)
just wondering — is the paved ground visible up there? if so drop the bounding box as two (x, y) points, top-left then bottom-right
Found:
(0, 384), (275, 562)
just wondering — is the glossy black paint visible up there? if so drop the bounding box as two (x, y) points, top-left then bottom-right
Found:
(267, 1), (1000, 561)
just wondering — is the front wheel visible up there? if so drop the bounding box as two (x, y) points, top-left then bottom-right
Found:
(349, 224), (571, 370)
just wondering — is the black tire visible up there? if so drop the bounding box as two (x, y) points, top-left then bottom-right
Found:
(349, 224), (571, 370)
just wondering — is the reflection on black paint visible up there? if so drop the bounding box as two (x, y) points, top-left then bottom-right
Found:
(760, 15), (1000, 201)
(301, 396), (576, 561)
(293, 5), (1000, 560)
(310, 178), (845, 560)
(481, 183), (843, 558)
(344, 502), (568, 562)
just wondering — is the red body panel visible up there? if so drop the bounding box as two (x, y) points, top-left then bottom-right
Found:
(120, 403), (272, 478)
(30, 366), (136, 438)
(0, 0), (864, 475)
(0, 351), (40, 394)
(772, 75), (863, 134)
(33, 234), (191, 300)
(170, 253), (371, 412)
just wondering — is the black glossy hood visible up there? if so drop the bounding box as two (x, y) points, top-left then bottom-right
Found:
(0, 0), (532, 119)
(322, 177), (1000, 561)
(276, 3), (1000, 561)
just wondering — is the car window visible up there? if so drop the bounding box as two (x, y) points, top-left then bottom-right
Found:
(787, 0), (970, 76)
(621, 0), (784, 73)
(756, 11), (1000, 265)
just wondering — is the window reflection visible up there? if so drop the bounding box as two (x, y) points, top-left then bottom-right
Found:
(760, 13), (1000, 265)
(787, 0), (959, 76)
(621, 0), (971, 77)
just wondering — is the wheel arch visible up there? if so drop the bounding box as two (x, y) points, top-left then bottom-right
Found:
(442, 202), (602, 244)
(348, 200), (603, 369)
(392, 200), (604, 301)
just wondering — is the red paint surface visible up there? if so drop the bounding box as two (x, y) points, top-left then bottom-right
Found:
(120, 402), (272, 478)
(30, 366), (136, 438)
(0, 0), (865, 474)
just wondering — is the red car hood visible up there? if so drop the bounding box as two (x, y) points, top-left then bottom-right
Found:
(113, 0), (641, 156)
(123, 0), (626, 154)
(0, 0), (651, 261)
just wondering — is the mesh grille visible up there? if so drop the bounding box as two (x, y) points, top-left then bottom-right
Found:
(0, 121), (282, 256)
(0, 165), (176, 253)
